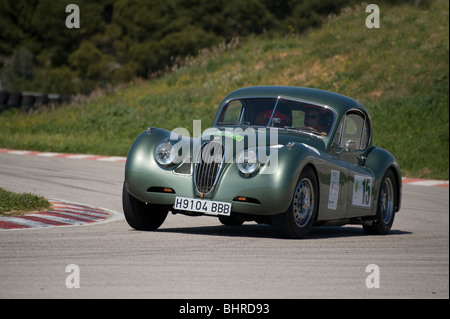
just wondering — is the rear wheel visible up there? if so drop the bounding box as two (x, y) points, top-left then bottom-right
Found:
(122, 184), (168, 231)
(272, 166), (319, 239)
(363, 170), (396, 235)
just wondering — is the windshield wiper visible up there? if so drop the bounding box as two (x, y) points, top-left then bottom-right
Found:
(219, 121), (251, 126)
(284, 126), (327, 136)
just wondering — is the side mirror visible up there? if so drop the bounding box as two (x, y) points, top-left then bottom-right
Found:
(344, 140), (356, 152)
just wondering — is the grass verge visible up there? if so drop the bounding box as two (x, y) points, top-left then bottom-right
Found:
(0, 188), (52, 216)
(0, 1), (448, 179)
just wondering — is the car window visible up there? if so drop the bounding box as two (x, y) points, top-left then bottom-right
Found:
(339, 111), (370, 150)
(220, 100), (243, 124)
(333, 120), (344, 146)
(217, 97), (335, 136)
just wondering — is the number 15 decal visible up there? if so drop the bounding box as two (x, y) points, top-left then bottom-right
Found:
(352, 175), (373, 208)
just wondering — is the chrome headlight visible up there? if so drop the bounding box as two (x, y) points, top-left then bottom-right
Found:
(155, 141), (176, 166)
(237, 150), (260, 175)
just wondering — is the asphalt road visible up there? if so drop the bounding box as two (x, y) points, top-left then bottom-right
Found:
(0, 152), (448, 299)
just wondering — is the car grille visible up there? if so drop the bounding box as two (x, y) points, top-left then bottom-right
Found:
(194, 141), (225, 194)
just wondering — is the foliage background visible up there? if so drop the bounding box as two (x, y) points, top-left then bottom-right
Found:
(0, 0), (448, 180)
(0, 0), (418, 94)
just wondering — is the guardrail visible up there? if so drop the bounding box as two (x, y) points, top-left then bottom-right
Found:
(0, 90), (70, 113)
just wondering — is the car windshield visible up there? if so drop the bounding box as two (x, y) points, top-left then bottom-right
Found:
(216, 97), (335, 137)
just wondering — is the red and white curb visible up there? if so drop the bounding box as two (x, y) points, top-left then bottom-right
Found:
(402, 178), (448, 188)
(0, 199), (123, 231)
(0, 148), (126, 162)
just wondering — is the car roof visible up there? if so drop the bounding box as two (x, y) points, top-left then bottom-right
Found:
(221, 86), (367, 115)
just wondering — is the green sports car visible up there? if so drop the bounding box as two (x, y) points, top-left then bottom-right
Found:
(123, 86), (402, 238)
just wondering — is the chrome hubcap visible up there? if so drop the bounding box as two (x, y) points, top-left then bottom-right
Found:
(380, 177), (394, 224)
(293, 178), (314, 227)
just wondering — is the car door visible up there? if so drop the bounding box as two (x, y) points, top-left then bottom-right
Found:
(335, 110), (375, 218)
(316, 152), (350, 221)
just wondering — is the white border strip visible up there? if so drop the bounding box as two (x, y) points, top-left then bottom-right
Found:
(0, 199), (124, 231)
(402, 177), (448, 187)
(0, 148), (126, 162)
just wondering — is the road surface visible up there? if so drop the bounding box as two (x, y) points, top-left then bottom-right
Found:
(0, 152), (448, 299)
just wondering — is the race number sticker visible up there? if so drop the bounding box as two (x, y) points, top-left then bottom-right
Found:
(328, 170), (340, 210)
(352, 175), (373, 208)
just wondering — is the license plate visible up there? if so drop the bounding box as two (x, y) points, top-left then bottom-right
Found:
(174, 197), (231, 216)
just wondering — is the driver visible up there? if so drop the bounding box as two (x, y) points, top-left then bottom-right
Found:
(304, 109), (322, 131)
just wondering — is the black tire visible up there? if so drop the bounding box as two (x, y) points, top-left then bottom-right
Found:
(363, 170), (396, 235)
(7, 92), (22, 109)
(21, 94), (35, 112)
(0, 91), (10, 112)
(0, 91), (9, 104)
(35, 94), (49, 107)
(218, 215), (244, 226)
(122, 184), (168, 231)
(272, 166), (319, 239)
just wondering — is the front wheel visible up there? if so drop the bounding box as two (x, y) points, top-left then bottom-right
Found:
(218, 215), (244, 226)
(272, 166), (319, 239)
(122, 184), (168, 231)
(363, 170), (396, 235)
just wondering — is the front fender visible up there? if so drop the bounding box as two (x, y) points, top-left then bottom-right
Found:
(365, 146), (402, 212)
(124, 128), (194, 203)
(212, 143), (318, 215)
(125, 128), (170, 182)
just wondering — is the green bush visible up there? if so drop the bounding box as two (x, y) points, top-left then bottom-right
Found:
(0, 0), (365, 94)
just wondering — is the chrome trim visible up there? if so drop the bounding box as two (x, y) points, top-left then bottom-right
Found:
(173, 158), (192, 176)
(236, 149), (260, 176)
(193, 141), (226, 195)
(267, 96), (281, 127)
(343, 108), (371, 151)
(154, 139), (176, 166)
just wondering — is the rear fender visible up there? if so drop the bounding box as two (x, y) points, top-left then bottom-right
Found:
(365, 147), (402, 212)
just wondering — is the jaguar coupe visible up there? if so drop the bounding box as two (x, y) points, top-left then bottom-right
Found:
(123, 86), (402, 238)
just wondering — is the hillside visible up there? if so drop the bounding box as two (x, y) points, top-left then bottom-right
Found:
(0, 0), (448, 179)
(0, 0), (359, 95)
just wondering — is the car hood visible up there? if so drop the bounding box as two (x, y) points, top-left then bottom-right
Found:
(198, 126), (326, 152)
